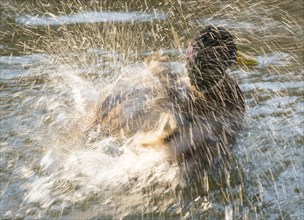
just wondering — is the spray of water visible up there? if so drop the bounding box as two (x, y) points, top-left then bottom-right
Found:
(1, 0), (303, 219)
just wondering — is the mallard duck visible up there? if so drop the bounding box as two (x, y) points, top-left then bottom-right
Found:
(96, 26), (256, 168)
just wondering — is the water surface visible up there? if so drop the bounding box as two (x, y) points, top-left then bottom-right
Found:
(0, 0), (303, 219)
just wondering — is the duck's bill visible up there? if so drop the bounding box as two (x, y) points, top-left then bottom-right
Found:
(236, 51), (258, 66)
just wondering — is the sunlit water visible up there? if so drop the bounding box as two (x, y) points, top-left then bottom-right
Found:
(1, 0), (303, 219)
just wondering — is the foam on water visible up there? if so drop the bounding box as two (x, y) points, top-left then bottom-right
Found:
(25, 139), (179, 208)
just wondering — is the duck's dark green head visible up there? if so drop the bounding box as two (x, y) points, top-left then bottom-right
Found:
(187, 26), (237, 90)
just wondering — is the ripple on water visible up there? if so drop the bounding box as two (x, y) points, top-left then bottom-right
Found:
(15, 11), (167, 27)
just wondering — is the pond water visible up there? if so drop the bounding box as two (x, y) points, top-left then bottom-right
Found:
(0, 0), (303, 219)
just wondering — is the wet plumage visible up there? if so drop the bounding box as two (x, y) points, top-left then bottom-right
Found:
(96, 26), (245, 168)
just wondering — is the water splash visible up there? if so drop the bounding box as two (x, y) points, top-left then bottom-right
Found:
(1, 0), (303, 219)
(4, 59), (185, 218)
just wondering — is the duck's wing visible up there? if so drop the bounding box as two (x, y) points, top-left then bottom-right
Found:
(96, 65), (176, 139)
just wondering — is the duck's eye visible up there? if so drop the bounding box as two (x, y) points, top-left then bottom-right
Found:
(231, 52), (237, 60)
